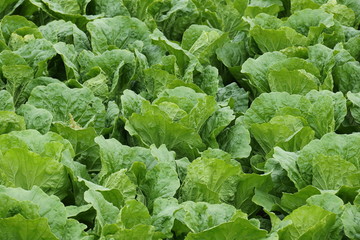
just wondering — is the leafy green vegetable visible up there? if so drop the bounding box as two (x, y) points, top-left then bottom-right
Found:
(1, 0), (360, 239)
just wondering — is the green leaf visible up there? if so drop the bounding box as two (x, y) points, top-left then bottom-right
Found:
(179, 96), (218, 131)
(41, 0), (85, 15)
(280, 185), (321, 213)
(120, 90), (146, 119)
(278, 205), (336, 239)
(182, 25), (228, 65)
(297, 133), (360, 185)
(308, 44), (335, 87)
(217, 121), (252, 159)
(307, 192), (344, 215)
(61, 219), (88, 240)
(216, 83), (249, 115)
(0, 148), (70, 198)
(142, 68), (181, 100)
(6, 129), (74, 160)
(201, 107), (235, 148)
(0, 193), (40, 219)
(122, 0), (153, 20)
(0, 0), (24, 18)
(305, 193), (344, 240)
(285, 9), (335, 43)
(268, 68), (318, 94)
(0, 111), (25, 134)
(241, 52), (286, 93)
(245, 0), (283, 17)
(341, 204), (360, 239)
(2, 64), (34, 107)
(118, 200), (151, 229)
(39, 20), (90, 51)
(271, 147), (307, 190)
(181, 157), (242, 203)
(306, 94), (335, 138)
(244, 91), (338, 139)
(95, 136), (156, 179)
(312, 155), (360, 190)
(0, 185), (85, 239)
(321, 1), (355, 27)
(84, 189), (120, 229)
(152, 198), (181, 237)
(7, 27), (42, 51)
(250, 115), (314, 153)
(125, 102), (205, 159)
(140, 162), (180, 209)
(102, 224), (158, 240)
(87, 16), (150, 54)
(243, 92), (308, 127)
(17, 104), (52, 134)
(193, 65), (219, 96)
(347, 92), (360, 125)
(102, 170), (137, 200)
(248, 14), (309, 53)
(216, 34), (249, 78)
(150, 29), (194, 76)
(338, 0), (360, 26)
(175, 201), (237, 233)
(14, 39), (56, 77)
(148, 0), (200, 41)
(19, 76), (59, 102)
(27, 83), (106, 133)
(0, 135), (26, 157)
(86, 0), (130, 17)
(252, 25), (308, 53)
(185, 217), (267, 240)
(83, 73), (109, 101)
(334, 61), (360, 93)
(290, 0), (321, 13)
(233, 173), (273, 214)
(80, 176), (124, 208)
(78, 49), (136, 100)
(252, 188), (280, 212)
(52, 42), (80, 80)
(1, 15), (37, 43)
(0, 214), (58, 240)
(306, 90), (346, 130)
(0, 90), (14, 111)
(52, 123), (100, 172)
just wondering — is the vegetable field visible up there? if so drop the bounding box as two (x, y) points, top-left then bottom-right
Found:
(1, 0), (360, 239)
